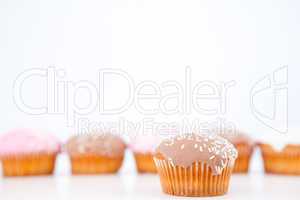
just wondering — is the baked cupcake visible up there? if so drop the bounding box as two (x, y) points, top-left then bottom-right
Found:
(129, 135), (161, 173)
(221, 131), (254, 173)
(65, 133), (126, 174)
(0, 129), (61, 177)
(257, 129), (300, 175)
(154, 133), (237, 197)
(259, 143), (300, 175)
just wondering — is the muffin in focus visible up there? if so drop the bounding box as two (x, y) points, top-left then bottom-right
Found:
(65, 133), (126, 174)
(0, 129), (61, 177)
(221, 131), (254, 173)
(259, 143), (300, 175)
(129, 135), (161, 173)
(154, 133), (237, 197)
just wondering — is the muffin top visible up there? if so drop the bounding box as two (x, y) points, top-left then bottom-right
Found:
(129, 135), (162, 154)
(259, 143), (300, 153)
(155, 133), (238, 175)
(65, 133), (126, 157)
(257, 128), (300, 151)
(0, 128), (61, 156)
(220, 131), (254, 146)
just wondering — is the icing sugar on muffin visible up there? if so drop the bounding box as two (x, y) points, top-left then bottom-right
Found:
(154, 132), (237, 197)
(129, 135), (161, 173)
(65, 133), (126, 174)
(0, 128), (61, 176)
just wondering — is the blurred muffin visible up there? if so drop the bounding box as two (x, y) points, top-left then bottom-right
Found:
(258, 143), (300, 175)
(154, 133), (237, 197)
(221, 131), (254, 173)
(65, 133), (126, 174)
(129, 135), (161, 173)
(0, 128), (61, 177)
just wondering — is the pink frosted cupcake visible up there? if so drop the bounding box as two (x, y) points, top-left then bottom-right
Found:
(0, 129), (61, 177)
(129, 135), (161, 173)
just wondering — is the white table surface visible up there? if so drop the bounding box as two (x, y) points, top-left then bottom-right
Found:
(0, 172), (299, 200)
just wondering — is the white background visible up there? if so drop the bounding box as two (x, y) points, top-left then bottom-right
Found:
(0, 0), (299, 138)
(0, 0), (296, 138)
(0, 0), (298, 199)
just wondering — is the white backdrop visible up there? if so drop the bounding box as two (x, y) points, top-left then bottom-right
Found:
(0, 0), (296, 148)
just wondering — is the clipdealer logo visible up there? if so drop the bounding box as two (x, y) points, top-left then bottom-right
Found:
(12, 67), (235, 130)
(250, 66), (288, 133)
(12, 65), (288, 134)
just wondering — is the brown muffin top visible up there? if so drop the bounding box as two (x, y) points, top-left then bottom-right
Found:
(65, 133), (126, 157)
(259, 143), (300, 153)
(221, 131), (254, 146)
(155, 133), (238, 175)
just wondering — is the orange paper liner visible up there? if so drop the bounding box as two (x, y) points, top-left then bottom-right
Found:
(154, 158), (233, 197)
(134, 153), (157, 173)
(70, 154), (124, 174)
(232, 144), (253, 173)
(1, 153), (57, 177)
(260, 144), (300, 175)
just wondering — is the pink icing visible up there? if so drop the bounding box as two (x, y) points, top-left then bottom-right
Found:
(129, 135), (162, 154)
(0, 128), (61, 156)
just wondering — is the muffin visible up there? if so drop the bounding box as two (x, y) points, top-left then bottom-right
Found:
(221, 132), (254, 173)
(0, 129), (61, 177)
(258, 143), (300, 175)
(65, 133), (126, 174)
(154, 133), (238, 197)
(129, 135), (161, 173)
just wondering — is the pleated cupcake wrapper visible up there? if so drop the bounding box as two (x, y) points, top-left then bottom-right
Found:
(134, 153), (157, 173)
(1, 153), (57, 177)
(233, 145), (254, 173)
(232, 154), (251, 173)
(154, 158), (233, 197)
(70, 154), (124, 174)
(262, 152), (300, 175)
